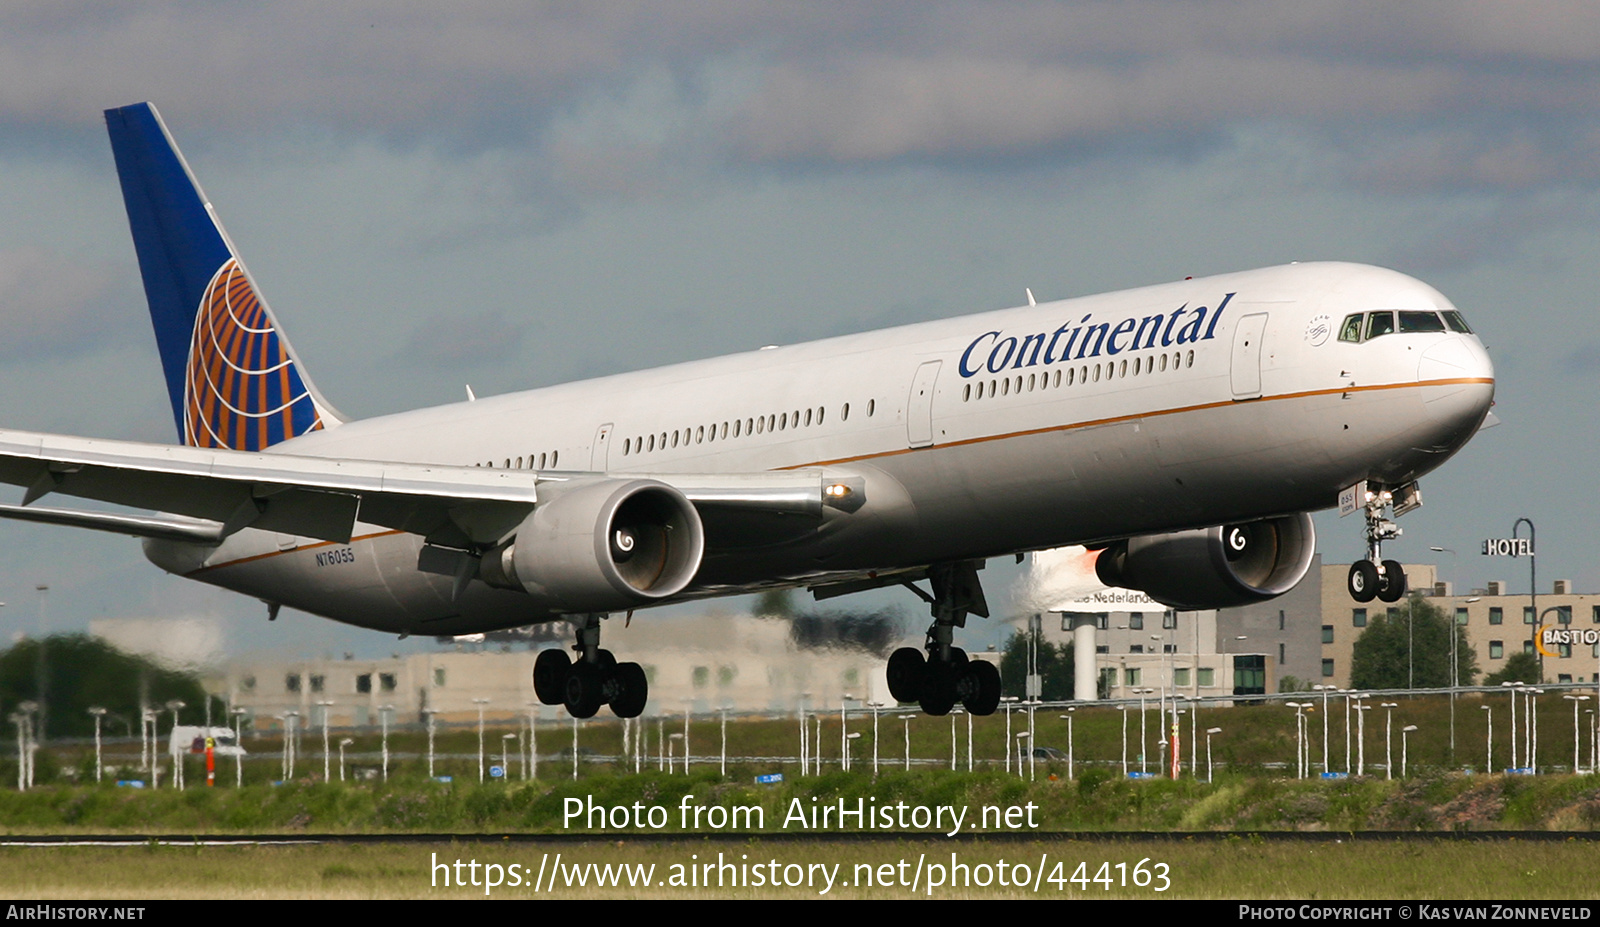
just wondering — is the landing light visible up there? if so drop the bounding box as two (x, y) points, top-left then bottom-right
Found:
(825, 484), (853, 500)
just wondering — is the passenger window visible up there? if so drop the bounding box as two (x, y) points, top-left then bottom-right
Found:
(1365, 311), (1395, 339)
(1398, 310), (1446, 333)
(1338, 314), (1364, 343)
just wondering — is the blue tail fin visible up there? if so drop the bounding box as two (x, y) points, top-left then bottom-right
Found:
(105, 102), (341, 451)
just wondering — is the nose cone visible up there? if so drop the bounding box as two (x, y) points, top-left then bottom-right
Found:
(1418, 335), (1495, 431)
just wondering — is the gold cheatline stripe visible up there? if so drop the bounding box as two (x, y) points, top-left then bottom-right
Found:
(192, 530), (405, 575)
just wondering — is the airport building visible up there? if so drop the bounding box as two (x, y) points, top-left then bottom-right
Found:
(215, 611), (905, 727)
(1319, 573), (1600, 688)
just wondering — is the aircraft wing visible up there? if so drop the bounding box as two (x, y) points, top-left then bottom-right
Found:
(0, 428), (831, 547)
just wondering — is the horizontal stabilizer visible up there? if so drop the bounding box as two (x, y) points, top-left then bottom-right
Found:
(0, 503), (224, 543)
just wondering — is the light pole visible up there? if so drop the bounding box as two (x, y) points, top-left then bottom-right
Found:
(1380, 702), (1398, 781)
(1061, 709), (1076, 780)
(317, 700), (334, 782)
(1313, 685), (1333, 774)
(1523, 685), (1536, 771)
(869, 702), (882, 777)
(338, 738), (353, 781)
(1001, 697), (1018, 772)
(1016, 731), (1031, 777)
(1512, 518), (1538, 680)
(1206, 727), (1222, 782)
(230, 707), (247, 787)
(900, 714), (915, 771)
(1136, 687), (1153, 774)
(1566, 696), (1589, 773)
(379, 704), (394, 782)
(798, 693), (810, 777)
(1354, 701), (1371, 776)
(528, 706), (541, 780)
(840, 695), (854, 773)
(422, 708), (438, 780)
(473, 697), (490, 783)
(87, 707), (106, 783)
(1119, 704), (1129, 776)
(1503, 683), (1521, 770)
(167, 699), (187, 789)
(283, 709), (299, 783)
(1401, 725), (1418, 778)
(720, 706), (730, 777)
(1286, 703), (1307, 778)
(501, 733), (516, 781)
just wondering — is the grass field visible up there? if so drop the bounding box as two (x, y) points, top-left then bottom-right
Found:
(1, 766), (1599, 834)
(5, 837), (1597, 899)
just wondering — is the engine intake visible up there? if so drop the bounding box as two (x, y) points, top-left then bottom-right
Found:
(1094, 513), (1316, 610)
(481, 479), (705, 612)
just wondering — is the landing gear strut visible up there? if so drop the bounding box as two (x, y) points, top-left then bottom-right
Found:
(533, 614), (649, 719)
(1346, 488), (1408, 604)
(887, 561), (1002, 716)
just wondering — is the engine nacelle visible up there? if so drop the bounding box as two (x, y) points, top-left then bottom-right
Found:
(480, 479), (705, 613)
(1094, 513), (1316, 610)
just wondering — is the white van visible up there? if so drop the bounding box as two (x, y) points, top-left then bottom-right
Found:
(168, 725), (246, 757)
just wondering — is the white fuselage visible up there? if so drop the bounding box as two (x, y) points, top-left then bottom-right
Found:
(145, 261), (1494, 636)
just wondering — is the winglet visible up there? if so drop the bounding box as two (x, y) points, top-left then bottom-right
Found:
(105, 102), (342, 450)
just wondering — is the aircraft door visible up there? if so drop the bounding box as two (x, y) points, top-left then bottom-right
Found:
(591, 423), (613, 471)
(1230, 312), (1269, 400)
(907, 360), (941, 448)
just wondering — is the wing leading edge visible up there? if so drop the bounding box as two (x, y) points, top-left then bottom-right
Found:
(0, 428), (832, 549)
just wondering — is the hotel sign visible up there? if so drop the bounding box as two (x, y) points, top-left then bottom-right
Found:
(1482, 538), (1534, 557)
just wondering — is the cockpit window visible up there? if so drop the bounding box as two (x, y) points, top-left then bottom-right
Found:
(1398, 310), (1447, 333)
(1338, 314), (1363, 343)
(1365, 311), (1395, 340)
(1441, 309), (1474, 334)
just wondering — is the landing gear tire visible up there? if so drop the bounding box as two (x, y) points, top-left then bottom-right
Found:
(887, 648), (926, 703)
(1348, 560), (1379, 603)
(564, 661), (605, 719)
(959, 661), (1001, 716)
(1377, 559), (1407, 603)
(919, 661), (958, 716)
(533, 649), (571, 704)
(609, 662), (648, 719)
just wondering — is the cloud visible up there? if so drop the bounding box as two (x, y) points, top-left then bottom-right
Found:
(0, 246), (133, 360)
(398, 306), (529, 369)
(0, 2), (1596, 199)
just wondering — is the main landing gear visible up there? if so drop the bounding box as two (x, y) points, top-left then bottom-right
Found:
(533, 614), (649, 719)
(886, 561), (1002, 716)
(1346, 487), (1408, 604)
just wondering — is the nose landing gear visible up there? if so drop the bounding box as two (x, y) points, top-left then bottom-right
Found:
(1345, 485), (1410, 603)
(886, 561), (1003, 716)
(533, 613), (649, 719)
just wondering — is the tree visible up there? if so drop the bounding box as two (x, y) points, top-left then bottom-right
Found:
(999, 631), (1075, 700)
(1350, 594), (1479, 690)
(1484, 650), (1542, 686)
(0, 634), (206, 739)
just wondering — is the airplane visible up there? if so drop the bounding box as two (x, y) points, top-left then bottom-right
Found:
(0, 103), (1495, 720)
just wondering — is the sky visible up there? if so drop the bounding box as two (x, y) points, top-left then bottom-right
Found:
(0, 2), (1597, 660)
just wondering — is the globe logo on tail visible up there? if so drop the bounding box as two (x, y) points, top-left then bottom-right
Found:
(183, 259), (324, 450)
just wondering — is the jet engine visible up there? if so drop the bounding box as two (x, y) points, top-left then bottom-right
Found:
(1094, 513), (1315, 610)
(479, 479), (705, 613)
